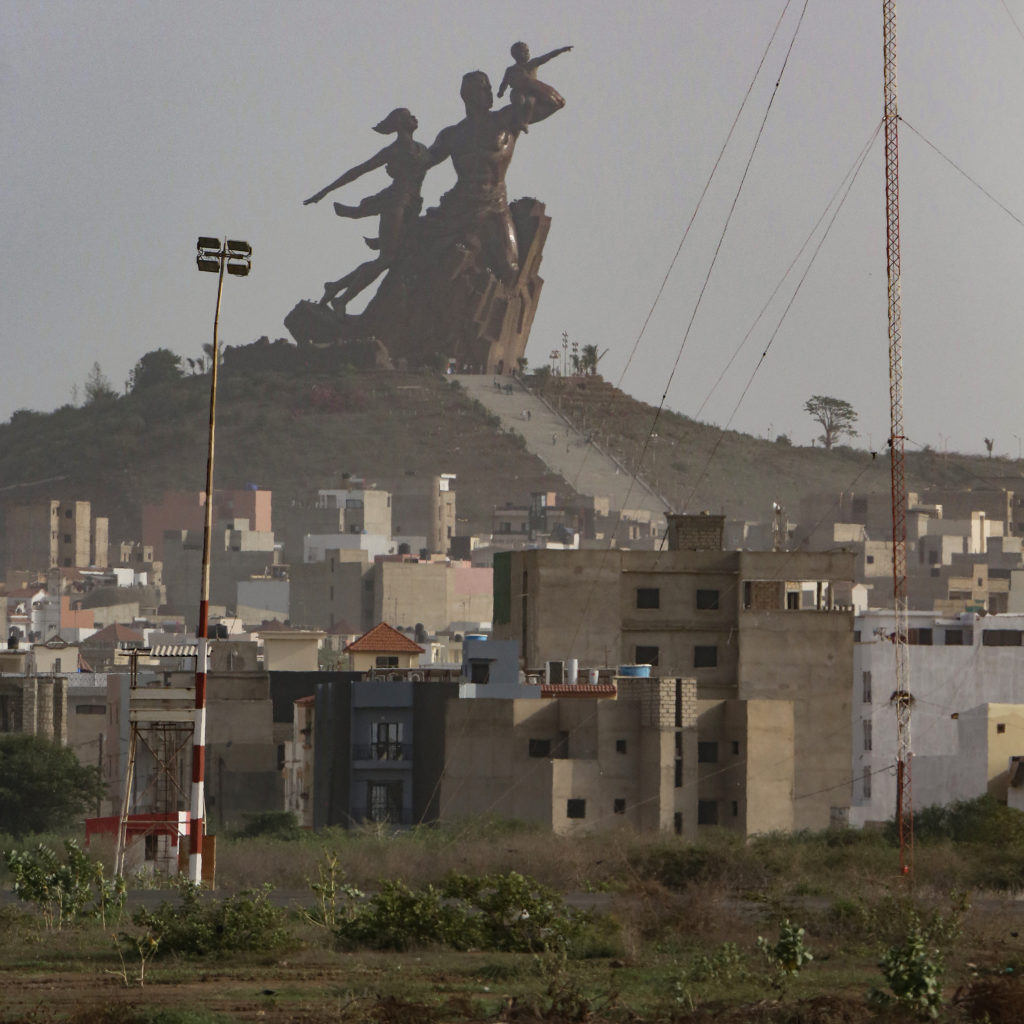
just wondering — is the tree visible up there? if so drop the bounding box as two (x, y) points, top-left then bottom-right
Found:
(0, 734), (105, 837)
(579, 344), (601, 376)
(130, 348), (183, 392)
(83, 361), (117, 405)
(804, 395), (858, 450)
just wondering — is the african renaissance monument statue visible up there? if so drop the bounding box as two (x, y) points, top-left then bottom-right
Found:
(286, 43), (571, 374)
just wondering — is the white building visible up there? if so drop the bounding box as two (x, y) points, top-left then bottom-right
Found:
(852, 609), (1024, 825)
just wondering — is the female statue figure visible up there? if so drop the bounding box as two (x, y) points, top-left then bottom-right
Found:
(303, 108), (429, 310)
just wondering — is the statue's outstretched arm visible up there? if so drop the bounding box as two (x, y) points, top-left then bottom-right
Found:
(528, 45), (573, 70)
(303, 149), (390, 205)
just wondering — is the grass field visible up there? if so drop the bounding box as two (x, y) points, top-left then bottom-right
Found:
(4, 814), (1024, 1022)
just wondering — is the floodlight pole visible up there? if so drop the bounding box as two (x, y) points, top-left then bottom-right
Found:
(190, 237), (250, 883)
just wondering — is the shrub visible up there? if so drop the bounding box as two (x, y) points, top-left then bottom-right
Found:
(335, 870), (583, 954)
(871, 924), (943, 1019)
(335, 878), (459, 951)
(903, 794), (1024, 848)
(230, 811), (303, 841)
(687, 941), (748, 984)
(4, 839), (125, 929)
(757, 919), (813, 979)
(132, 880), (290, 956)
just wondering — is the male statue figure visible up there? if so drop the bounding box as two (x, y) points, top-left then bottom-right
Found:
(423, 67), (565, 284)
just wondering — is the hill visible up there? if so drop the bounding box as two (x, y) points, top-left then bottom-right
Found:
(530, 371), (1024, 524)
(0, 342), (1021, 556)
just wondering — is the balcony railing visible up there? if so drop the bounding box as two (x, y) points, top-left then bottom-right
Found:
(352, 742), (410, 762)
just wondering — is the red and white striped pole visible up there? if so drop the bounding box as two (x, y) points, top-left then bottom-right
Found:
(191, 237), (250, 882)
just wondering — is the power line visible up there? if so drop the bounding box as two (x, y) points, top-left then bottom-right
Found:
(681, 122), (883, 511)
(900, 116), (1024, 231)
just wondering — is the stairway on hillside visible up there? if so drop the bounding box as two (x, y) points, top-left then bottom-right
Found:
(452, 375), (667, 516)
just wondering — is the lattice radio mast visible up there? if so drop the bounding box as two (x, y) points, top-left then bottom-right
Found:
(883, 0), (913, 875)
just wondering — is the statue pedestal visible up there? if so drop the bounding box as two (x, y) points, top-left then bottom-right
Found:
(286, 198), (550, 375)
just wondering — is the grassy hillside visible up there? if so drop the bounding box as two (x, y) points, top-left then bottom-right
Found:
(533, 373), (1024, 523)
(0, 347), (573, 549)
(1, 343), (1021, 555)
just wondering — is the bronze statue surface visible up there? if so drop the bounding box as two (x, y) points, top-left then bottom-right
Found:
(288, 48), (571, 375)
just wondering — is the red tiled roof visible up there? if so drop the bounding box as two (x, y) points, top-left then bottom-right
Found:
(85, 622), (146, 645)
(344, 622), (424, 654)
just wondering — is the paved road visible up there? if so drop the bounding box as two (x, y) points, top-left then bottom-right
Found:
(453, 375), (668, 516)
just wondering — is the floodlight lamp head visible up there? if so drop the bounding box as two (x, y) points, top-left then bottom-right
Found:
(225, 240), (251, 256)
(197, 236), (221, 252)
(196, 255), (220, 273)
(226, 260), (250, 277)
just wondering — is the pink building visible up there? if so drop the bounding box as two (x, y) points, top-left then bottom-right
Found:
(142, 489), (272, 560)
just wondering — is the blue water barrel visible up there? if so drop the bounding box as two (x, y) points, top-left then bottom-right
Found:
(617, 664), (651, 677)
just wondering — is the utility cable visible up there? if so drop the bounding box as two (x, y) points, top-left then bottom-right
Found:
(681, 119), (882, 513)
(692, 120), (883, 425)
(900, 116), (1024, 231)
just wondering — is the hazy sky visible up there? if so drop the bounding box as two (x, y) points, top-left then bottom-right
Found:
(4, 2), (1024, 455)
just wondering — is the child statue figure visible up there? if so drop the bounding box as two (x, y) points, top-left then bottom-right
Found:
(497, 41), (572, 132)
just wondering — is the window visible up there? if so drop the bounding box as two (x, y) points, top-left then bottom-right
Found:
(786, 591), (800, 610)
(53, 658), (61, 673)
(863, 720), (872, 752)
(63, 534), (72, 544)
(907, 628), (933, 646)
(674, 759), (683, 787)
(998, 723), (1007, 734)
(731, 740), (740, 756)
(374, 722), (402, 760)
(615, 739), (627, 754)
(529, 738), (551, 758)
(693, 645), (717, 668)
(65, 509), (73, 518)
(854, 631), (861, 642)
(866, 555), (875, 564)
(636, 587), (660, 609)
(375, 655), (400, 668)
(469, 661), (491, 684)
(635, 645), (659, 667)
(984, 630), (1022, 647)
(945, 629), (963, 646)
(697, 800), (718, 825)
(697, 741), (718, 763)
(74, 704), (105, 715)
(695, 589), (719, 610)
(566, 798), (586, 819)
(862, 670), (872, 703)
(863, 769), (872, 799)
(673, 812), (683, 835)
(731, 800), (739, 817)
(367, 781), (402, 823)
(613, 798), (626, 815)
